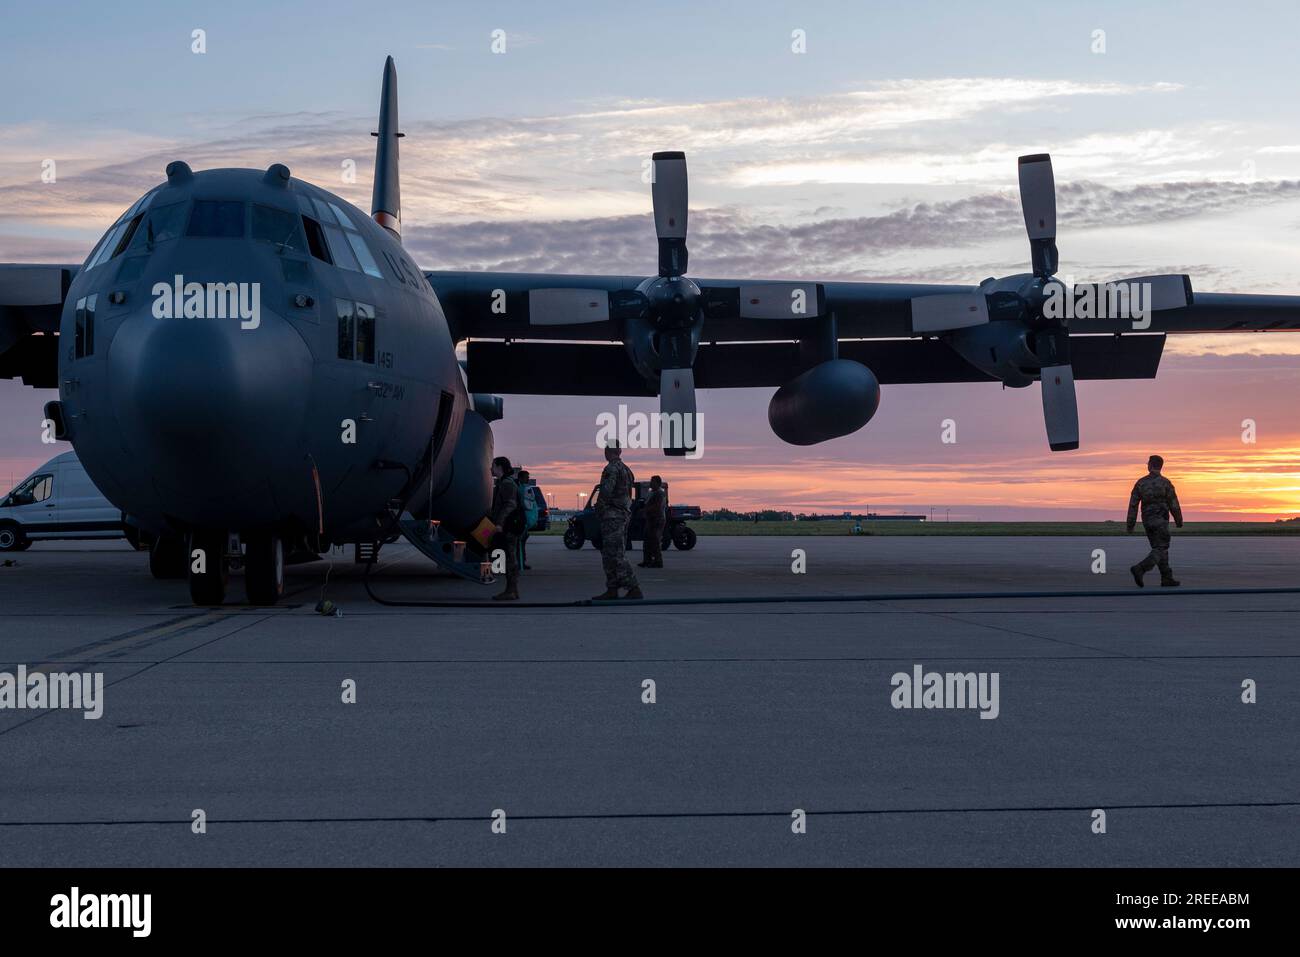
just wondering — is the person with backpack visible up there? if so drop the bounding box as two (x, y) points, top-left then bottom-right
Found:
(489, 456), (524, 601)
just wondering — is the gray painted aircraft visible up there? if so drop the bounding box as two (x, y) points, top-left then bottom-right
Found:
(2, 58), (1299, 606)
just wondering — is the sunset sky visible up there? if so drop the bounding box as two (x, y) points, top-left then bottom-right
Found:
(3, 0), (1300, 519)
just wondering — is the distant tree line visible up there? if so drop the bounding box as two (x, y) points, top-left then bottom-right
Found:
(700, 508), (796, 522)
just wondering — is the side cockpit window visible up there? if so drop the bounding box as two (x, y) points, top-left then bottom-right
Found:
(296, 193), (384, 279)
(298, 194), (333, 265)
(85, 189), (159, 270)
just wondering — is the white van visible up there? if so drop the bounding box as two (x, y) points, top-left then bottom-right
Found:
(0, 451), (125, 551)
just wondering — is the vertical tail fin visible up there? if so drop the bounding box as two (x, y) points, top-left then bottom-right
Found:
(370, 56), (403, 240)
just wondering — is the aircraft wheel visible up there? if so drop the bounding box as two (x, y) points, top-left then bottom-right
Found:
(563, 526), (584, 550)
(149, 535), (188, 579)
(672, 526), (697, 551)
(0, 523), (26, 552)
(187, 530), (228, 606)
(244, 534), (285, 606)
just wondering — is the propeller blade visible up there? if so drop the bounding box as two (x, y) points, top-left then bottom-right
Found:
(652, 151), (688, 276)
(527, 288), (611, 325)
(1018, 154), (1058, 277)
(659, 366), (697, 456)
(909, 292), (989, 333)
(1040, 363), (1079, 451)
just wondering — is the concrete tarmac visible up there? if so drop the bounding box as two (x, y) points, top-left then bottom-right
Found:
(0, 534), (1296, 866)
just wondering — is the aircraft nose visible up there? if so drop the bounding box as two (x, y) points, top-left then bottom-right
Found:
(108, 306), (313, 510)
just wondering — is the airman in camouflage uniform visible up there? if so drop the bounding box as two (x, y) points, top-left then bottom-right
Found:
(639, 475), (667, 569)
(592, 444), (643, 600)
(1127, 454), (1183, 587)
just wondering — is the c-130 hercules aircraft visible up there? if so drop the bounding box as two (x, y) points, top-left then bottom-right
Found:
(2, 58), (1298, 606)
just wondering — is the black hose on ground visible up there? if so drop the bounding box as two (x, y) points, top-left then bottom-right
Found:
(360, 575), (1300, 609)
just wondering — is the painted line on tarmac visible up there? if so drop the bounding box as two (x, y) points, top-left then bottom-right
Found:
(1, 799), (1297, 828)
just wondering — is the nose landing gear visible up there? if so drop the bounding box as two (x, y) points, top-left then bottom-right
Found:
(187, 529), (229, 606)
(243, 533), (285, 605)
(175, 530), (286, 606)
(149, 534), (188, 579)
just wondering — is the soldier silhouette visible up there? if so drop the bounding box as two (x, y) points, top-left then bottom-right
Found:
(1127, 454), (1184, 587)
(592, 442), (642, 600)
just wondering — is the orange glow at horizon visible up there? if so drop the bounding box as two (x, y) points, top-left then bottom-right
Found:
(521, 439), (1300, 520)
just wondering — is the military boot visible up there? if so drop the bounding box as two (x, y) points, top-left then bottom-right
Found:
(1130, 564), (1145, 588)
(591, 588), (620, 600)
(621, 586), (644, 600)
(1160, 578), (1181, 587)
(493, 588), (519, 601)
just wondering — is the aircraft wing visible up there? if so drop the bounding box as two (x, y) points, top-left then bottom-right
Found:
(428, 269), (1300, 391)
(428, 263), (1300, 454)
(0, 264), (79, 388)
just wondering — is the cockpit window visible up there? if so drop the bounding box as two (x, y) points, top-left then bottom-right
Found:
(86, 221), (129, 269)
(312, 198), (338, 225)
(84, 189), (163, 270)
(252, 204), (304, 251)
(302, 216), (332, 264)
(187, 201), (245, 238)
(129, 201), (188, 249)
(323, 224), (360, 271)
(327, 201), (384, 279)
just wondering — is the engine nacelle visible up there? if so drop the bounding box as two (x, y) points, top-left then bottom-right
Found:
(470, 392), (503, 423)
(417, 409), (494, 531)
(948, 319), (1040, 388)
(768, 359), (880, 446)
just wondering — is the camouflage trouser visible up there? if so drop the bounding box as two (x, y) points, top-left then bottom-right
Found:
(1136, 521), (1173, 579)
(643, 522), (665, 566)
(600, 513), (638, 590)
(495, 532), (519, 592)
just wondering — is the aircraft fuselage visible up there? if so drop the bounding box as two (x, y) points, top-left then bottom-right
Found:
(57, 165), (470, 549)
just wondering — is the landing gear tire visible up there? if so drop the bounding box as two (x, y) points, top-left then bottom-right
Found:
(672, 525), (697, 551)
(149, 535), (188, 579)
(563, 526), (584, 550)
(187, 530), (228, 606)
(244, 534), (285, 606)
(0, 523), (27, 552)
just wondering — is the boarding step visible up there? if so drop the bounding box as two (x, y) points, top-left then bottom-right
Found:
(398, 518), (494, 584)
(354, 541), (382, 564)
